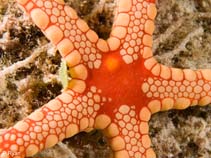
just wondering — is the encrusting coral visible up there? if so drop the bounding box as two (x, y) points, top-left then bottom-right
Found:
(0, 0), (211, 158)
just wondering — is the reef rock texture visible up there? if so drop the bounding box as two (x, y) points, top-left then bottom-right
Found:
(0, 0), (211, 158)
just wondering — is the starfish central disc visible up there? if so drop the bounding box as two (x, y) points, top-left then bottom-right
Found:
(87, 53), (149, 114)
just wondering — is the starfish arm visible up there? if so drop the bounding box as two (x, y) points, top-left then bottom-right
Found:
(16, 0), (109, 70)
(17, 0), (158, 66)
(102, 104), (156, 158)
(0, 88), (106, 158)
(142, 60), (211, 113)
(108, 0), (156, 64)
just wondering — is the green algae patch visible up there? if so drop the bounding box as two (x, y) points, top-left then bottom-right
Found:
(59, 59), (69, 90)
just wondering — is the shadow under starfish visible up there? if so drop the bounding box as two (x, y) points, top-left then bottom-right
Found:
(1, 0), (211, 158)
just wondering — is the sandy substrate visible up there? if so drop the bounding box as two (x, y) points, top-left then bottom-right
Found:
(0, 0), (211, 158)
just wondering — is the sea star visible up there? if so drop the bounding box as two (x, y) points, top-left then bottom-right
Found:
(1, 0), (211, 158)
